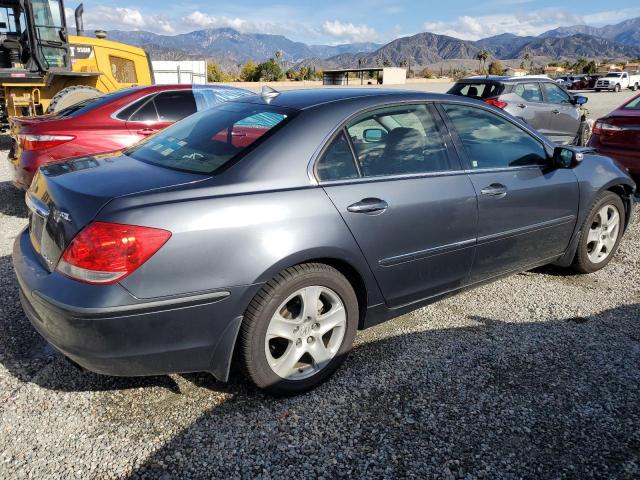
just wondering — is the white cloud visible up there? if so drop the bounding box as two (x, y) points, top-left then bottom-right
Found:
(323, 20), (378, 42)
(424, 9), (584, 40)
(182, 11), (248, 31)
(67, 6), (175, 34)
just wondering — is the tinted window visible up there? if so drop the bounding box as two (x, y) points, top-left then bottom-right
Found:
(347, 104), (450, 177)
(542, 83), (571, 104)
(316, 131), (359, 182)
(129, 99), (159, 122)
(443, 104), (547, 169)
(154, 91), (197, 122)
(127, 103), (292, 174)
(514, 83), (542, 103)
(448, 82), (503, 99)
(116, 96), (151, 121)
(623, 96), (640, 109)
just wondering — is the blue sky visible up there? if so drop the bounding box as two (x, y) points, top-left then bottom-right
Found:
(73, 1), (640, 43)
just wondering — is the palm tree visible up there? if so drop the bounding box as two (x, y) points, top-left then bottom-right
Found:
(274, 50), (283, 70)
(477, 50), (489, 73)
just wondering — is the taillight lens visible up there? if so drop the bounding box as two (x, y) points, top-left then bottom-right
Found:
(484, 98), (508, 109)
(18, 134), (75, 151)
(57, 222), (171, 284)
(592, 120), (623, 135)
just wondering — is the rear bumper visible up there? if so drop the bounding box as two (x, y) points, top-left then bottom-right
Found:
(13, 228), (257, 380)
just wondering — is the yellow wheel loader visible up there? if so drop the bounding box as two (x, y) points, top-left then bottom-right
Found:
(0, 1), (153, 129)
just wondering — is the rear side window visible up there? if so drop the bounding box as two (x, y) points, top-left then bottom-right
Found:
(443, 104), (547, 169)
(129, 100), (159, 122)
(448, 82), (503, 99)
(514, 83), (542, 103)
(624, 96), (640, 109)
(316, 131), (359, 182)
(154, 91), (197, 122)
(126, 103), (293, 174)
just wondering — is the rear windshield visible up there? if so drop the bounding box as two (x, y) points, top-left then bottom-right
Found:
(624, 96), (640, 109)
(447, 82), (504, 99)
(51, 88), (139, 118)
(126, 102), (294, 174)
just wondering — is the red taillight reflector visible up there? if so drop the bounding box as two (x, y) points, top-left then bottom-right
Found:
(592, 120), (623, 135)
(484, 98), (508, 109)
(18, 134), (75, 151)
(57, 222), (171, 284)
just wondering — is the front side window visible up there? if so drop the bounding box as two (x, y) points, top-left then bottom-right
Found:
(443, 104), (547, 169)
(346, 104), (450, 177)
(542, 82), (571, 104)
(514, 83), (542, 103)
(126, 103), (292, 174)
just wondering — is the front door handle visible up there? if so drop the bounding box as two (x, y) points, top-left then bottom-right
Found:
(347, 198), (389, 214)
(480, 183), (508, 198)
(552, 109), (560, 114)
(517, 104), (527, 109)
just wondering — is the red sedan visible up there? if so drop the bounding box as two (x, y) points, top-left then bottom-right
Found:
(588, 94), (640, 183)
(8, 84), (252, 189)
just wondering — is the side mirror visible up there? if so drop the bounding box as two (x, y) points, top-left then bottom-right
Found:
(572, 95), (588, 105)
(363, 128), (386, 143)
(553, 146), (585, 169)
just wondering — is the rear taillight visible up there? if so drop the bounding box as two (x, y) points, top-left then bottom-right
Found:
(592, 121), (623, 135)
(484, 98), (507, 109)
(57, 222), (171, 284)
(18, 134), (75, 151)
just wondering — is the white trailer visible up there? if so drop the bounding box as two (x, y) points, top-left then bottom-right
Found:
(151, 61), (207, 85)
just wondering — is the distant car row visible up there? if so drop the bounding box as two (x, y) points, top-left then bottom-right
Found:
(555, 72), (640, 92)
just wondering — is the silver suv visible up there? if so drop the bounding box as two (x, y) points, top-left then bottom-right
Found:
(448, 75), (589, 145)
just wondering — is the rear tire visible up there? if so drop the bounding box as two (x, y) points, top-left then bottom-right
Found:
(240, 263), (358, 395)
(572, 192), (625, 274)
(46, 86), (102, 113)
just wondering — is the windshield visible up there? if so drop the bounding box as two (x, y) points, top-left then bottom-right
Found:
(605, 73), (622, 78)
(447, 82), (504, 99)
(126, 102), (294, 174)
(624, 96), (640, 109)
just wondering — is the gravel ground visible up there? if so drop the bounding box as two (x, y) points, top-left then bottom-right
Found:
(0, 132), (639, 479)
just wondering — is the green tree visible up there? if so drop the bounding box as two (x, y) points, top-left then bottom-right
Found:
(255, 58), (283, 81)
(207, 63), (229, 82)
(239, 61), (258, 81)
(285, 68), (298, 80)
(488, 60), (504, 75)
(582, 61), (597, 74)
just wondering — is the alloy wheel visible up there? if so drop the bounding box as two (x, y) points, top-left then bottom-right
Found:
(586, 204), (621, 264)
(264, 286), (347, 380)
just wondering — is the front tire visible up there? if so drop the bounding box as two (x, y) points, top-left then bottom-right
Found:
(46, 86), (102, 113)
(240, 263), (358, 395)
(573, 192), (625, 273)
(614, 84), (621, 93)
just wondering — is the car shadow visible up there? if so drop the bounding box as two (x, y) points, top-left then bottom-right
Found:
(120, 302), (640, 479)
(0, 180), (28, 218)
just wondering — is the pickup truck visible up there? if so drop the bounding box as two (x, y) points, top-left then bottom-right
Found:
(595, 71), (640, 92)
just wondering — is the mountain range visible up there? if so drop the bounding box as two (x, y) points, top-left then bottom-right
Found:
(104, 17), (640, 71)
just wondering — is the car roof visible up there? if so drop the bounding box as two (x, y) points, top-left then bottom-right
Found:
(458, 75), (553, 83)
(232, 88), (451, 110)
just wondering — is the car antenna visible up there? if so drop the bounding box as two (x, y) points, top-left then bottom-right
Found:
(261, 85), (280, 103)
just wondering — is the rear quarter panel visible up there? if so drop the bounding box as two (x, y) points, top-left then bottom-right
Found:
(99, 187), (384, 307)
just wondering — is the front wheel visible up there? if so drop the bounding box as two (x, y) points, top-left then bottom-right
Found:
(240, 263), (359, 395)
(573, 192), (625, 273)
(632, 83), (638, 91)
(614, 84), (621, 92)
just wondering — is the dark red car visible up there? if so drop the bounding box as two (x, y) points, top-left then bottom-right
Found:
(588, 94), (640, 183)
(8, 84), (252, 189)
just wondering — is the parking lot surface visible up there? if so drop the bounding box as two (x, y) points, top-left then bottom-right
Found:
(0, 87), (639, 478)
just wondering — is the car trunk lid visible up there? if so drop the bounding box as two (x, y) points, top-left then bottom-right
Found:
(26, 154), (206, 272)
(596, 113), (640, 151)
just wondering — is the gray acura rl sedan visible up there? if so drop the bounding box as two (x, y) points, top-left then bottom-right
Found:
(13, 88), (635, 395)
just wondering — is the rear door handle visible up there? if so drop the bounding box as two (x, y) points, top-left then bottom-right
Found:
(480, 184), (508, 198)
(517, 104), (527, 109)
(137, 128), (157, 136)
(347, 198), (389, 214)
(552, 109), (560, 114)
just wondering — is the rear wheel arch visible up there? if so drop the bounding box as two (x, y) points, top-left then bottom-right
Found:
(607, 184), (634, 231)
